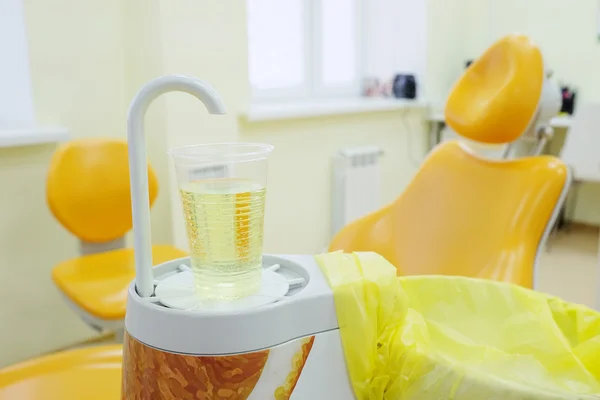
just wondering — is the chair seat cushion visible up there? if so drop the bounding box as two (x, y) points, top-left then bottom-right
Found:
(52, 245), (187, 320)
(0, 346), (122, 400)
(329, 141), (568, 288)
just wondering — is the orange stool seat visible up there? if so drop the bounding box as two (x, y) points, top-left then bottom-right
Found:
(52, 245), (186, 320)
(0, 346), (122, 400)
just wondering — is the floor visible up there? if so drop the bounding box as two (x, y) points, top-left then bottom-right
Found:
(538, 225), (599, 309)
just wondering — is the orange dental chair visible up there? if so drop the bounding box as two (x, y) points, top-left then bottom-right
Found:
(46, 139), (186, 336)
(330, 35), (570, 289)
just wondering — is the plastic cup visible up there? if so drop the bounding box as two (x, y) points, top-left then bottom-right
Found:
(169, 143), (274, 300)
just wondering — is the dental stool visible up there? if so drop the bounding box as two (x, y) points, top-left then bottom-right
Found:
(46, 139), (186, 336)
(0, 346), (122, 400)
(330, 35), (571, 289)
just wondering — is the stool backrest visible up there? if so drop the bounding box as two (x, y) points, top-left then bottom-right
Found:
(46, 139), (159, 243)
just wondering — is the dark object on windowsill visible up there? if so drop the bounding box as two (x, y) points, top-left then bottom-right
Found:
(560, 86), (576, 115)
(392, 74), (416, 99)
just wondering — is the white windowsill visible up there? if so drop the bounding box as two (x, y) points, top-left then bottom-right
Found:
(0, 127), (70, 148)
(429, 110), (573, 130)
(242, 97), (428, 122)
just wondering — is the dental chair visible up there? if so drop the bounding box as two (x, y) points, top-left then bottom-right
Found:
(330, 35), (570, 289)
(46, 139), (186, 336)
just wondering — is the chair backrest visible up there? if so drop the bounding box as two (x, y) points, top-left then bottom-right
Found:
(330, 35), (569, 288)
(46, 139), (159, 243)
(560, 103), (600, 182)
(329, 142), (568, 287)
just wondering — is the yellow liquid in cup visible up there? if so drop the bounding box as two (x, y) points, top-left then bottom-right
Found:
(180, 178), (266, 299)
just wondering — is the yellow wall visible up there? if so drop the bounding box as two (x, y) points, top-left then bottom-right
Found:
(0, 0), (175, 367)
(425, 0), (469, 105)
(156, 0), (249, 249)
(122, 0), (173, 245)
(464, 0), (600, 225)
(0, 0), (126, 367)
(2, 0), (453, 366)
(240, 112), (428, 254)
(156, 1), (430, 254)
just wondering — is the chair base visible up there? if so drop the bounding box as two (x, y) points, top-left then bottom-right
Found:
(61, 293), (124, 342)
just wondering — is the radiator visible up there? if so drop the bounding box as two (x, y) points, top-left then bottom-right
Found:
(331, 146), (384, 238)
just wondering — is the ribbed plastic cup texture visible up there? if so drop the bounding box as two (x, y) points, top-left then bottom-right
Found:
(170, 143), (273, 300)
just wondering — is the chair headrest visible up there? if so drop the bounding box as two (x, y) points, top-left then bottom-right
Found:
(445, 34), (544, 145)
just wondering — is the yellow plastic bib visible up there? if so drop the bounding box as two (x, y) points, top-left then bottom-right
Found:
(315, 252), (600, 399)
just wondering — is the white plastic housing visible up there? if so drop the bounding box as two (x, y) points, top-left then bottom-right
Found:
(125, 254), (339, 355)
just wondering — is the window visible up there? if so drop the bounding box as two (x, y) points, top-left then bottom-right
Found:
(247, 0), (427, 103)
(0, 0), (35, 128)
(363, 0), (426, 93)
(248, 0), (361, 101)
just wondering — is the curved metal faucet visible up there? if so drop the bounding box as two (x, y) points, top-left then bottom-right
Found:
(127, 75), (226, 297)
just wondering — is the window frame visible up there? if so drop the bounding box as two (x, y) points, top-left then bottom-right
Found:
(249, 0), (363, 103)
(0, 0), (36, 128)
